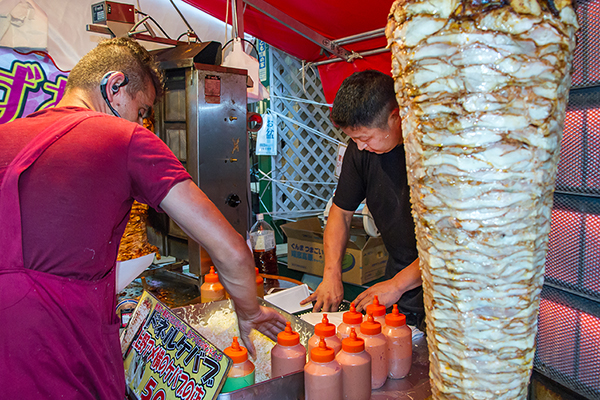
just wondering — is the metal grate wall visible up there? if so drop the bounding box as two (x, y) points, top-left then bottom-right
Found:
(571, 0), (600, 89)
(267, 47), (346, 220)
(535, 0), (600, 397)
(535, 286), (600, 398)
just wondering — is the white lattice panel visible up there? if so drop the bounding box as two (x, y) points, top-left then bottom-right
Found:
(268, 47), (346, 220)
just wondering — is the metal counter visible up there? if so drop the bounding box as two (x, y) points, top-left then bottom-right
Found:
(173, 299), (431, 400)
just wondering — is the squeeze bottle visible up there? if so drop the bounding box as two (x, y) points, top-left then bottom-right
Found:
(200, 266), (225, 303)
(335, 328), (372, 400)
(337, 302), (363, 340)
(358, 312), (388, 389)
(383, 304), (412, 379)
(304, 337), (342, 400)
(308, 314), (342, 358)
(221, 337), (255, 393)
(271, 321), (307, 377)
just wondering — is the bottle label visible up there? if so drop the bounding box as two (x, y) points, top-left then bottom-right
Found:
(251, 232), (275, 251)
(221, 371), (255, 393)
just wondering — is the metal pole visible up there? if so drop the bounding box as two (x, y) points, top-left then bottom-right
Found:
(334, 28), (386, 46)
(311, 47), (390, 67)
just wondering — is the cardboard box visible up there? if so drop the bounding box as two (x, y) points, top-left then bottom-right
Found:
(281, 218), (388, 285)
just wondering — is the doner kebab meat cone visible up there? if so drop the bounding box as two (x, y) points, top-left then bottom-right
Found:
(386, 0), (578, 398)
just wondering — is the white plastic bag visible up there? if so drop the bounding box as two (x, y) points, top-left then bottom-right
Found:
(0, 0), (47, 50)
(222, 38), (269, 103)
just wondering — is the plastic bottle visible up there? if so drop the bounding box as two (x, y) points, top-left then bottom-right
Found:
(221, 337), (255, 393)
(335, 328), (372, 400)
(358, 312), (388, 389)
(337, 302), (363, 340)
(271, 321), (307, 377)
(200, 266), (225, 303)
(366, 295), (387, 327)
(308, 314), (342, 359)
(256, 267), (265, 298)
(383, 304), (412, 379)
(304, 337), (342, 400)
(249, 214), (278, 285)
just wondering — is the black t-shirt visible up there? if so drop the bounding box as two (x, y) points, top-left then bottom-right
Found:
(333, 141), (424, 320)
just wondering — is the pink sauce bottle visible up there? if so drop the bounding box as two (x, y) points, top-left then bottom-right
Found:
(337, 302), (363, 340)
(366, 295), (387, 327)
(304, 337), (343, 400)
(271, 321), (307, 377)
(335, 328), (372, 400)
(308, 314), (342, 359)
(358, 312), (388, 389)
(383, 304), (412, 379)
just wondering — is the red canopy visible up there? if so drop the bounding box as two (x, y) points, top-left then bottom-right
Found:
(183, 0), (395, 102)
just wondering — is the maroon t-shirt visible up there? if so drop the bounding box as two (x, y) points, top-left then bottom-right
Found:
(0, 107), (191, 280)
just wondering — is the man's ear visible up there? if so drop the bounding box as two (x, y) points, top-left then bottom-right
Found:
(388, 107), (401, 128)
(103, 72), (128, 102)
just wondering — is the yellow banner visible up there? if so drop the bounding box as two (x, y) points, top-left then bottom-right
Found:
(122, 291), (231, 400)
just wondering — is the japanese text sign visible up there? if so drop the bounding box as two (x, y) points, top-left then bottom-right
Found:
(122, 291), (231, 400)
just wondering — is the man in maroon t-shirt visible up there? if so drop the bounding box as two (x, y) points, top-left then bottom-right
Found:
(0, 38), (285, 399)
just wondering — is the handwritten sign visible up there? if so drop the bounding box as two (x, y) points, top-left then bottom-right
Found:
(122, 291), (231, 400)
(256, 113), (277, 156)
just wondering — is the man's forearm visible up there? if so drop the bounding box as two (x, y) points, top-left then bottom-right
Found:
(160, 180), (260, 317)
(391, 257), (422, 294)
(323, 204), (354, 280)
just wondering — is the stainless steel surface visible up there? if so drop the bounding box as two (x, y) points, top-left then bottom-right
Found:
(153, 57), (251, 275)
(172, 298), (315, 349)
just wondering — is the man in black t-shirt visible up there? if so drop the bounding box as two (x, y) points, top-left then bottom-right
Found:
(301, 70), (424, 327)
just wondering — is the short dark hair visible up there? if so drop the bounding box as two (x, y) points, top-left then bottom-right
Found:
(331, 70), (397, 129)
(65, 37), (163, 100)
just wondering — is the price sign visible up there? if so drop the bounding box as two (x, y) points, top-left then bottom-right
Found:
(122, 291), (231, 400)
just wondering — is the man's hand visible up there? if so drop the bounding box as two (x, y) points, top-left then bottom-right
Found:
(237, 305), (287, 359)
(353, 279), (402, 313)
(353, 258), (422, 313)
(300, 277), (344, 312)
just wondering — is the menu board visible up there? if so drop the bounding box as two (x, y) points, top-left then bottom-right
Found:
(121, 291), (231, 400)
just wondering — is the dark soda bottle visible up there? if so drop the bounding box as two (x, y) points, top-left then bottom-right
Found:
(250, 214), (278, 286)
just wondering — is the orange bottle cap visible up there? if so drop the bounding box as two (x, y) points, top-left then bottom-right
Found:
(256, 267), (263, 283)
(360, 312), (382, 335)
(224, 337), (248, 363)
(342, 328), (365, 353)
(366, 295), (386, 317)
(310, 337), (335, 363)
(385, 304), (406, 327)
(314, 314), (336, 337)
(278, 322), (300, 346)
(205, 266), (220, 283)
(343, 303), (363, 325)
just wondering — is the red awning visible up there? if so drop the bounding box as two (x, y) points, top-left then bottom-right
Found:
(182, 0), (396, 102)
